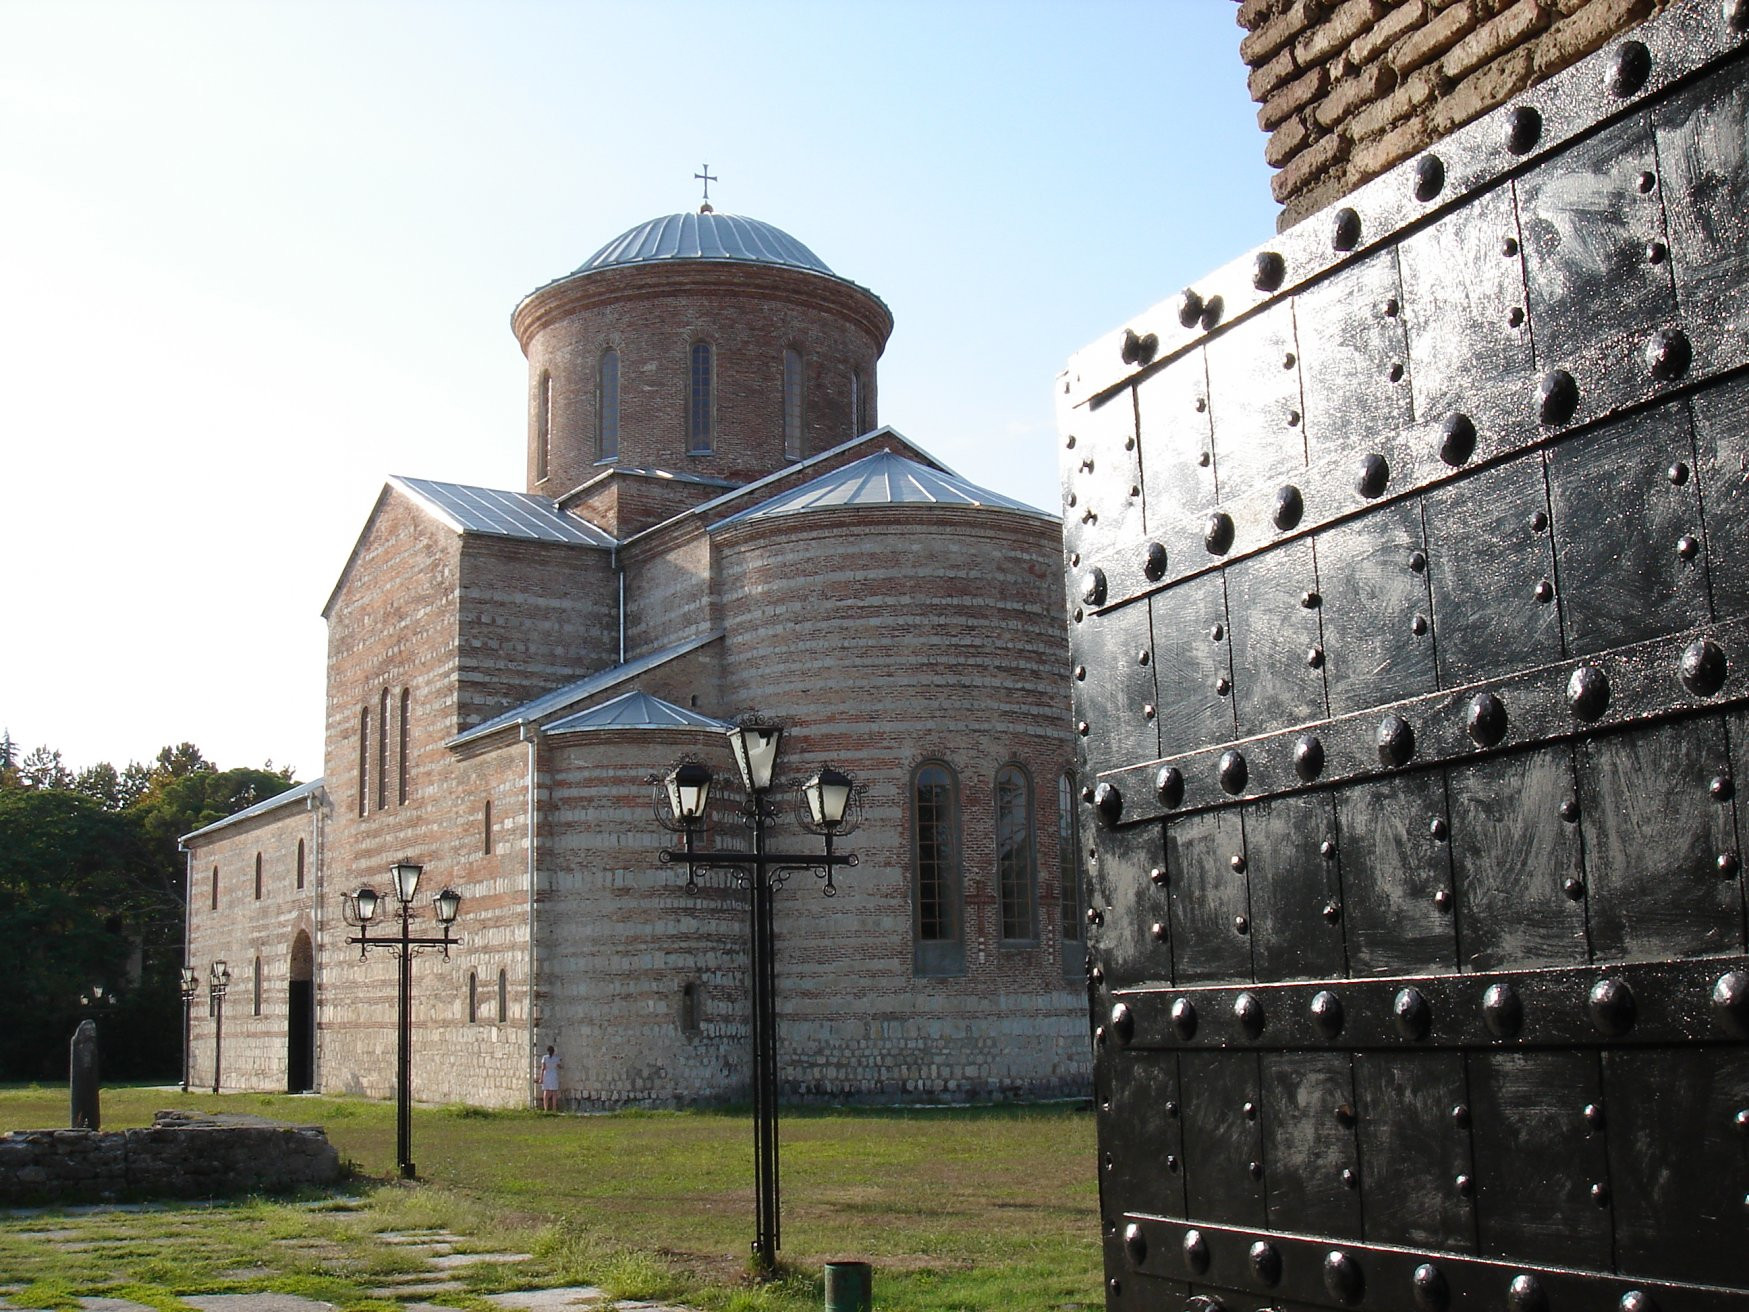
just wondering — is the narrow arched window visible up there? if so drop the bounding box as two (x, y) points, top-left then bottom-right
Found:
(995, 765), (1037, 943)
(851, 367), (865, 436)
(296, 838), (305, 891)
(483, 799), (493, 855)
(398, 687), (410, 804)
(252, 956), (263, 1017)
(535, 369), (552, 481)
(377, 689), (389, 811)
(688, 342), (713, 454)
(783, 348), (804, 460)
(598, 349), (620, 460)
(358, 708), (370, 818)
(680, 981), (702, 1034)
(468, 971), (478, 1024)
(1059, 772), (1083, 980)
(254, 852), (263, 902)
(496, 968), (507, 1023)
(211, 865), (219, 912)
(912, 762), (964, 976)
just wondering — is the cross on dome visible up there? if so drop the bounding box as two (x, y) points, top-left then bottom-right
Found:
(694, 163), (718, 214)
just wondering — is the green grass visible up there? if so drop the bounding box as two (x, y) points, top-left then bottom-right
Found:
(0, 1084), (1101, 1312)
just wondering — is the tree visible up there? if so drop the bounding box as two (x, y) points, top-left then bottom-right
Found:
(17, 745), (73, 791)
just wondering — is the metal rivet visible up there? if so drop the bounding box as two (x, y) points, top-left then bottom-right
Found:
(1637, 170), (1657, 193)
(1591, 1181), (1611, 1207)
(1323, 900), (1342, 923)
(1388, 361), (1405, 383)
(1283, 351), (1297, 370)
(1094, 782), (1123, 825)
(1073, 665), (1086, 681)
(1242, 1099), (1258, 1120)
(1197, 448), (1210, 466)
(1669, 460), (1690, 485)
(1394, 987), (1432, 1040)
(1610, 40), (1652, 96)
(1357, 452), (1390, 498)
(1434, 888), (1453, 911)
(1534, 579), (1555, 603)
(1505, 105), (1542, 154)
(1321, 838), (1337, 860)
(1681, 637), (1728, 695)
(1620, 1291), (1659, 1312)
(1250, 1239), (1283, 1286)
(1287, 408), (1302, 427)
(1065, 434), (1076, 449)
(1137, 649), (1150, 666)
(1377, 714), (1415, 767)
(1429, 816), (1448, 841)
(1335, 1102), (1357, 1128)
(1082, 567), (1108, 607)
(1413, 154), (1445, 202)
(1589, 977), (1636, 1036)
(1538, 368), (1579, 425)
(1230, 853), (1247, 873)
(1215, 676), (1231, 696)
(1455, 1173), (1474, 1197)
(1080, 786), (1095, 803)
(1150, 921), (1167, 942)
(1156, 766), (1184, 808)
(1204, 511), (1234, 555)
(1452, 1103), (1471, 1129)
(1468, 691), (1508, 747)
(1341, 1167), (1359, 1189)
(1678, 534), (1701, 561)
(1646, 240), (1668, 264)
(1509, 1272), (1549, 1312)
(1531, 510), (1549, 532)
(1483, 982), (1524, 1037)
(1171, 997), (1198, 1040)
(1311, 990), (1344, 1038)
(1177, 289), (1204, 329)
(1143, 541), (1168, 581)
(1412, 1262), (1451, 1312)
(1569, 664), (1611, 720)
(1564, 876), (1586, 900)
(1274, 483), (1304, 530)
(1409, 549), (1427, 573)
(1383, 296), (1401, 317)
(1165, 1153), (1179, 1171)
(1712, 774), (1734, 801)
(1502, 235), (1520, 257)
(1646, 327), (1691, 380)
(1109, 1002), (1135, 1047)
(1077, 720), (1090, 737)
(1234, 914), (1250, 936)
(1560, 798), (1579, 821)
(1719, 851), (1741, 878)
(1149, 866), (1167, 886)
(1713, 969), (1749, 1038)
(1730, 0), (1749, 32)
(1324, 1249), (1365, 1305)
(1218, 750), (1248, 795)
(1306, 645), (1325, 669)
(1508, 306), (1526, 327)
(1086, 906), (1101, 925)
(1301, 589), (1321, 609)
(1295, 734), (1325, 782)
(1120, 327), (1158, 367)
(1164, 1100), (1179, 1119)
(1439, 412), (1477, 466)
(1332, 207), (1362, 252)
(1248, 1159), (1264, 1180)
(1411, 613), (1429, 636)
(1107, 1277), (1120, 1296)
(1210, 622), (1225, 641)
(1143, 704), (1156, 721)
(1235, 990), (1264, 1035)
(1584, 1102), (1606, 1131)
(1254, 250), (1287, 292)
(1123, 1221), (1146, 1265)
(1074, 607), (1084, 622)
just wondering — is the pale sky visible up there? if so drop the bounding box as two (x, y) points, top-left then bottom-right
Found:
(0, 0), (1276, 781)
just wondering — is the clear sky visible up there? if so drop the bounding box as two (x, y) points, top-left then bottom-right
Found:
(0, 0), (1276, 781)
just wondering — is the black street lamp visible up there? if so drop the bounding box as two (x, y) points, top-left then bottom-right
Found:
(652, 721), (861, 1274)
(207, 961), (230, 1094)
(179, 966), (199, 1094)
(345, 861), (462, 1180)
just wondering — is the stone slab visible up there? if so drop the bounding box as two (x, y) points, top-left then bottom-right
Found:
(428, 1251), (531, 1269)
(184, 1298), (336, 1312)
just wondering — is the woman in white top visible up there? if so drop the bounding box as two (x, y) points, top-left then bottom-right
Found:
(538, 1044), (562, 1111)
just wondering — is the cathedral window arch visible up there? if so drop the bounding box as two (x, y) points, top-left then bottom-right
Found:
(535, 369), (552, 482)
(994, 763), (1037, 944)
(911, 760), (965, 977)
(357, 708), (370, 818)
(377, 689), (389, 811)
(254, 852), (263, 901)
(398, 687), (410, 804)
(783, 347), (804, 460)
(598, 349), (620, 461)
(688, 341), (714, 454)
(296, 838), (305, 891)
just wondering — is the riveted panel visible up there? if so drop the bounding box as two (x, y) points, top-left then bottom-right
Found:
(1244, 792), (1346, 984)
(1295, 248), (1415, 457)
(1178, 1051), (1266, 1229)
(1135, 346), (1217, 572)
(1072, 597), (1160, 785)
(1693, 374), (1749, 622)
(1091, 819), (1170, 994)
(1204, 303), (1305, 505)
(1352, 1052), (1477, 1252)
(1165, 809), (1252, 986)
(1336, 771), (1457, 976)
(1577, 715), (1740, 961)
(1605, 1046), (1749, 1287)
(1224, 539), (1328, 741)
(1101, 1050), (1187, 1224)
(1314, 501), (1437, 717)
(1063, 388), (1144, 574)
(1260, 1051), (1362, 1239)
(1149, 573), (1235, 759)
(1547, 400), (1708, 655)
(1423, 455), (1563, 687)
(1447, 746), (1589, 973)
(1469, 1051), (1611, 1270)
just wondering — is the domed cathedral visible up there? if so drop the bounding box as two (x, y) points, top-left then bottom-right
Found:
(179, 202), (1086, 1111)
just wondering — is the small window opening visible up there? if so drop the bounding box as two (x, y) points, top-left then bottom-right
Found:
(680, 980), (702, 1034)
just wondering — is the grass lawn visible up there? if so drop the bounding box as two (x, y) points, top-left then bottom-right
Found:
(0, 1085), (1102, 1312)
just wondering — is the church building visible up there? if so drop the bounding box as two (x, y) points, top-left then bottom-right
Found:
(180, 205), (1087, 1109)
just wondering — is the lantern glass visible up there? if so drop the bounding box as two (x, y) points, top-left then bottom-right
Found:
(434, 887), (462, 925)
(391, 861), (423, 903)
(805, 767), (854, 830)
(354, 886), (379, 923)
(211, 960), (229, 987)
(180, 966), (198, 995)
(730, 724), (783, 792)
(665, 761), (713, 823)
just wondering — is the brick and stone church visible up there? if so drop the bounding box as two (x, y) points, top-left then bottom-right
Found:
(181, 206), (1086, 1109)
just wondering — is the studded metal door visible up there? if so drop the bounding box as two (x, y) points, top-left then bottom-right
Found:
(1060, 7), (1749, 1312)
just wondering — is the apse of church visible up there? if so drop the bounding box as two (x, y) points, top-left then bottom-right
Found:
(181, 204), (1085, 1110)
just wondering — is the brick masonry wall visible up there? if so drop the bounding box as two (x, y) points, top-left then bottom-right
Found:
(1239, 0), (1677, 228)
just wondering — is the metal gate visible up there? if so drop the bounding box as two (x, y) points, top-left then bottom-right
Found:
(1059, 5), (1749, 1310)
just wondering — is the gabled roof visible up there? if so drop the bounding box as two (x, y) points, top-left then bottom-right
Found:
(710, 447), (1055, 530)
(390, 476), (617, 547)
(181, 778), (323, 845)
(448, 630), (724, 747)
(546, 690), (732, 734)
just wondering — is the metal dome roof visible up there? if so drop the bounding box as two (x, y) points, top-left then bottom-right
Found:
(575, 210), (834, 276)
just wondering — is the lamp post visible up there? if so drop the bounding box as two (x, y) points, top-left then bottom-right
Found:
(179, 966), (199, 1094)
(345, 861), (462, 1180)
(652, 722), (860, 1274)
(207, 961), (230, 1094)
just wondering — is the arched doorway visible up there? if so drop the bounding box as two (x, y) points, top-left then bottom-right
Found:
(287, 931), (315, 1093)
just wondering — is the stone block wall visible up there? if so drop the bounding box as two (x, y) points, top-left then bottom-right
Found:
(0, 1112), (340, 1204)
(1239, 0), (1678, 228)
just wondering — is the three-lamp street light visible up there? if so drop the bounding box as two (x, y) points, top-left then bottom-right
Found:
(207, 961), (230, 1094)
(652, 720), (860, 1274)
(345, 861), (461, 1180)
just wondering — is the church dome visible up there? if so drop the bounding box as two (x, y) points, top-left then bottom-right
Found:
(575, 210), (835, 277)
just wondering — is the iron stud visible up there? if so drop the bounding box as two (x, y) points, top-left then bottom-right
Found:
(1619, 1292), (1658, 1312)
(1646, 327), (1692, 380)
(1210, 622), (1225, 641)
(1388, 360), (1404, 382)
(1218, 750), (1248, 795)
(1677, 534), (1700, 561)
(1074, 665), (1086, 681)
(1467, 691), (1508, 746)
(1730, 0), (1749, 31)
(1137, 649), (1150, 665)
(1394, 986), (1432, 1039)
(1332, 207), (1362, 252)
(1637, 170), (1657, 193)
(1253, 250), (1286, 292)
(1412, 612), (1429, 635)
(1234, 990), (1265, 1035)
(1171, 997), (1198, 1039)
(1591, 1182), (1610, 1207)
(1150, 921), (1167, 942)
(1681, 637), (1728, 695)
(1295, 734), (1325, 781)
(1413, 154), (1445, 202)
(1109, 1002), (1135, 1046)
(1509, 306), (1525, 327)
(1452, 1103), (1471, 1129)
(1250, 1239), (1283, 1286)
(1215, 676), (1231, 696)
(1323, 900), (1342, 923)
(1341, 1167), (1358, 1189)
(1377, 714), (1415, 767)
(1610, 40), (1652, 97)
(1143, 704), (1156, 721)
(1438, 412), (1477, 466)
(1534, 579), (1555, 604)
(1203, 511), (1234, 554)
(1273, 483), (1304, 530)
(1434, 888), (1452, 911)
(1311, 990), (1344, 1038)
(1505, 105), (1542, 154)
(1230, 853), (1246, 873)
(1177, 289), (1204, 328)
(1165, 1154), (1179, 1171)
(1234, 914), (1249, 935)
(1711, 774), (1734, 800)
(1321, 838), (1337, 859)
(1324, 1249), (1365, 1305)
(1243, 1100), (1257, 1120)
(1564, 877), (1586, 901)
(1669, 461), (1690, 484)
(1409, 549), (1427, 572)
(1508, 1272), (1549, 1312)
(1588, 977), (1636, 1036)
(1197, 449), (1211, 466)
(1306, 645), (1325, 669)
(1531, 510), (1549, 531)
(1081, 567), (1107, 607)
(1502, 235), (1520, 257)
(1713, 969), (1749, 1038)
(1094, 782), (1123, 825)
(1383, 296), (1400, 317)
(1584, 1102), (1606, 1131)
(1357, 452), (1390, 498)
(1412, 1262), (1451, 1312)
(1568, 664), (1611, 720)
(1301, 589), (1321, 608)
(1455, 1173), (1474, 1197)
(1123, 1222), (1146, 1265)
(1724, 852), (1744, 878)
(1247, 1159), (1264, 1180)
(1645, 240), (1667, 264)
(1156, 766), (1184, 808)
(1149, 866), (1167, 886)
(1143, 541), (1168, 581)
(1482, 981), (1524, 1037)
(1560, 798), (1579, 821)
(1537, 368), (1580, 424)
(1120, 328), (1158, 367)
